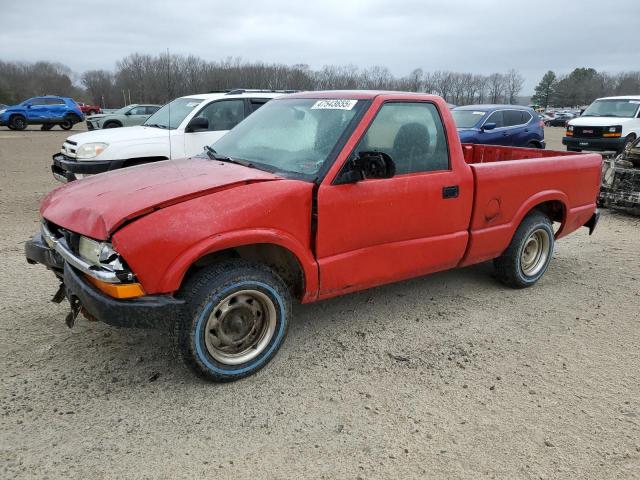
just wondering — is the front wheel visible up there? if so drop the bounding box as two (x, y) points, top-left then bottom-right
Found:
(494, 211), (555, 289)
(9, 115), (27, 131)
(174, 260), (291, 382)
(60, 119), (74, 130)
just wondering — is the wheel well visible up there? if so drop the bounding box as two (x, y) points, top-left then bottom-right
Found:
(183, 243), (305, 300)
(531, 200), (565, 232)
(121, 156), (168, 168)
(104, 120), (122, 126)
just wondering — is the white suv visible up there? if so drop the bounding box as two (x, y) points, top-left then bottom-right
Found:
(563, 95), (640, 154)
(51, 90), (292, 182)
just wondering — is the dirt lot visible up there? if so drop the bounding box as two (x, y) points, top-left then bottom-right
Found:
(1, 125), (639, 479)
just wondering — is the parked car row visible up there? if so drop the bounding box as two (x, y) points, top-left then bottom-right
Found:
(25, 89), (601, 382)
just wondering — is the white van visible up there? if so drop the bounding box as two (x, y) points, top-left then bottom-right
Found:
(51, 90), (290, 182)
(563, 95), (640, 153)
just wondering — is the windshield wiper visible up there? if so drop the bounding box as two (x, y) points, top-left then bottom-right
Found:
(204, 146), (254, 168)
(145, 123), (168, 129)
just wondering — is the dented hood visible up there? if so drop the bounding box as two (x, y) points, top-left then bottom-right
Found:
(41, 157), (281, 239)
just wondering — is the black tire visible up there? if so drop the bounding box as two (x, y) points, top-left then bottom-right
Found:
(494, 211), (555, 289)
(41, 124), (53, 131)
(9, 115), (27, 131)
(617, 134), (636, 155)
(526, 141), (541, 149)
(567, 147), (582, 152)
(174, 260), (292, 382)
(103, 121), (121, 128)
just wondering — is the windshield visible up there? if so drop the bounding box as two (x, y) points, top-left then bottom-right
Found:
(582, 99), (640, 118)
(211, 98), (365, 177)
(452, 110), (486, 128)
(143, 97), (204, 129)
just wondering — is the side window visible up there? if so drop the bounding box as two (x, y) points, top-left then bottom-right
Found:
(129, 106), (147, 115)
(30, 98), (47, 106)
(146, 106), (160, 115)
(196, 99), (245, 131)
(248, 98), (269, 114)
(485, 110), (504, 128)
(503, 110), (523, 127)
(353, 102), (449, 175)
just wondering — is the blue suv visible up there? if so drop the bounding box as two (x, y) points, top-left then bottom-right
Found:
(0, 96), (84, 131)
(452, 105), (545, 148)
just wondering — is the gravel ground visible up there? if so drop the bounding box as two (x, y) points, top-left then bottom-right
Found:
(1, 125), (639, 479)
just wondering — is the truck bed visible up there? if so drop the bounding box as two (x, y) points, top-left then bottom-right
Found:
(459, 144), (602, 266)
(461, 143), (576, 164)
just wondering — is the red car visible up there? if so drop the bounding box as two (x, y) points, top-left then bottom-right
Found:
(76, 102), (102, 115)
(25, 91), (601, 382)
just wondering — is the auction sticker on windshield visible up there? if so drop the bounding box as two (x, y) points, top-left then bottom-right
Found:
(311, 99), (358, 110)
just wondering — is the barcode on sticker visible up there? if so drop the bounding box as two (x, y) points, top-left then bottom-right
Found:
(311, 99), (357, 110)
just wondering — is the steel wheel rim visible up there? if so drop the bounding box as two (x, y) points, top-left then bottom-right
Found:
(520, 228), (550, 277)
(204, 289), (277, 365)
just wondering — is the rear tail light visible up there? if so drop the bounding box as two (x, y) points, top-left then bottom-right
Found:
(539, 120), (545, 128)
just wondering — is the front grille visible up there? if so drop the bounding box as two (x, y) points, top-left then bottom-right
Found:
(61, 141), (77, 158)
(573, 126), (604, 138)
(67, 140), (77, 146)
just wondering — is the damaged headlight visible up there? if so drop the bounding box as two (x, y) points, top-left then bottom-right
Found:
(78, 236), (125, 272)
(76, 142), (108, 159)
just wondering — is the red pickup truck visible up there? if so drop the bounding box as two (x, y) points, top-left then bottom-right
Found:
(25, 91), (601, 382)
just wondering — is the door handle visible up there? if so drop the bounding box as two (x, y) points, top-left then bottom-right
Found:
(442, 185), (459, 199)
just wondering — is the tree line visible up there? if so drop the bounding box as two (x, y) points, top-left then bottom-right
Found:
(1, 54), (525, 108)
(2, 54), (638, 109)
(532, 68), (640, 108)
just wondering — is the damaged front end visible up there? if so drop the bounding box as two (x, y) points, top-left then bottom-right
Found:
(599, 139), (640, 216)
(25, 221), (183, 329)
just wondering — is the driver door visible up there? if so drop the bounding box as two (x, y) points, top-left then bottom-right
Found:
(183, 99), (245, 157)
(315, 101), (473, 298)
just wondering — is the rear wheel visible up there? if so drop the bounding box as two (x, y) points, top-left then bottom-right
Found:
(174, 260), (291, 382)
(104, 121), (121, 128)
(9, 115), (27, 131)
(526, 141), (542, 149)
(494, 211), (555, 289)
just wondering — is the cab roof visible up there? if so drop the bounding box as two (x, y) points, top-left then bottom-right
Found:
(284, 90), (442, 100)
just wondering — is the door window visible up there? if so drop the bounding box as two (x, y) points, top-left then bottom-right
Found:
(484, 110), (504, 128)
(129, 106), (147, 115)
(145, 106), (160, 115)
(353, 102), (449, 174)
(196, 100), (245, 131)
(503, 110), (531, 127)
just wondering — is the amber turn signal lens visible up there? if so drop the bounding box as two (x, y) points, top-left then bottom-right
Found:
(85, 275), (145, 299)
(566, 131), (573, 136)
(602, 133), (621, 138)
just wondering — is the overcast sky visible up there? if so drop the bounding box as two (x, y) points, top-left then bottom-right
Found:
(1, 0), (639, 94)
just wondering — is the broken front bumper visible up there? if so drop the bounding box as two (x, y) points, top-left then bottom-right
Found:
(25, 233), (184, 329)
(51, 153), (126, 182)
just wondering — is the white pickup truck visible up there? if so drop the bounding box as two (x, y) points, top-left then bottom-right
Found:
(51, 90), (290, 182)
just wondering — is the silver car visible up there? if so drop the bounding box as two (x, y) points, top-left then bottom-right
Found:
(86, 104), (160, 130)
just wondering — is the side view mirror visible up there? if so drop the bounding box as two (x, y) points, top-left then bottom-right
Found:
(334, 151), (396, 185)
(482, 122), (496, 131)
(185, 116), (209, 133)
